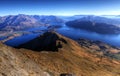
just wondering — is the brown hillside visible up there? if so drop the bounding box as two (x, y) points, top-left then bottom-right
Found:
(17, 32), (120, 76)
(0, 42), (50, 76)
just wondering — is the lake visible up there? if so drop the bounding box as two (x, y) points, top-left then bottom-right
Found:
(57, 26), (120, 47)
(3, 25), (120, 47)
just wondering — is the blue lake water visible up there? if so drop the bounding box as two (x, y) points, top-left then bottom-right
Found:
(5, 34), (40, 47)
(26, 26), (47, 31)
(3, 26), (120, 47)
(5, 26), (47, 47)
(57, 26), (120, 47)
(0, 36), (7, 40)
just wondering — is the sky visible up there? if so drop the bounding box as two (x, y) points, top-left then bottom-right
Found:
(0, 0), (120, 16)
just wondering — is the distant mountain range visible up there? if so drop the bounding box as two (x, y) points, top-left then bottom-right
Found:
(59, 15), (120, 26)
(0, 14), (64, 31)
(66, 20), (120, 34)
(1, 14), (120, 34)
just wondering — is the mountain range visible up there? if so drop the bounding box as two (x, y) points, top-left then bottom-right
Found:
(1, 14), (120, 35)
(66, 20), (120, 34)
(59, 15), (120, 26)
(0, 14), (64, 31)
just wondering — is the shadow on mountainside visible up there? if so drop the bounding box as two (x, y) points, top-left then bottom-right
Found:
(16, 32), (67, 52)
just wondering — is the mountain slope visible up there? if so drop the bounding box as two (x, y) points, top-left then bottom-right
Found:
(0, 14), (43, 31)
(77, 38), (120, 60)
(17, 31), (67, 51)
(17, 32), (120, 76)
(0, 42), (50, 76)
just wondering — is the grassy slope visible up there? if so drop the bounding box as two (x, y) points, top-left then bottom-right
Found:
(18, 33), (120, 76)
(0, 43), (50, 76)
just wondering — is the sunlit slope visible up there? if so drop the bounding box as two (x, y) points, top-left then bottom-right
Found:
(17, 32), (120, 76)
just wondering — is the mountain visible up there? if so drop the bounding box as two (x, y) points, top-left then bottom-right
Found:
(66, 20), (120, 34)
(17, 31), (67, 51)
(0, 14), (64, 31)
(1, 14), (120, 32)
(0, 14), (43, 31)
(14, 31), (120, 76)
(0, 42), (50, 76)
(33, 15), (64, 25)
(60, 15), (120, 26)
(77, 15), (120, 26)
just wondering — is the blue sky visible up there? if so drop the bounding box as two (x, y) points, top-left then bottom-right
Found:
(0, 0), (120, 16)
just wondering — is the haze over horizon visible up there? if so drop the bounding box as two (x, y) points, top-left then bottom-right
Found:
(0, 0), (120, 16)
